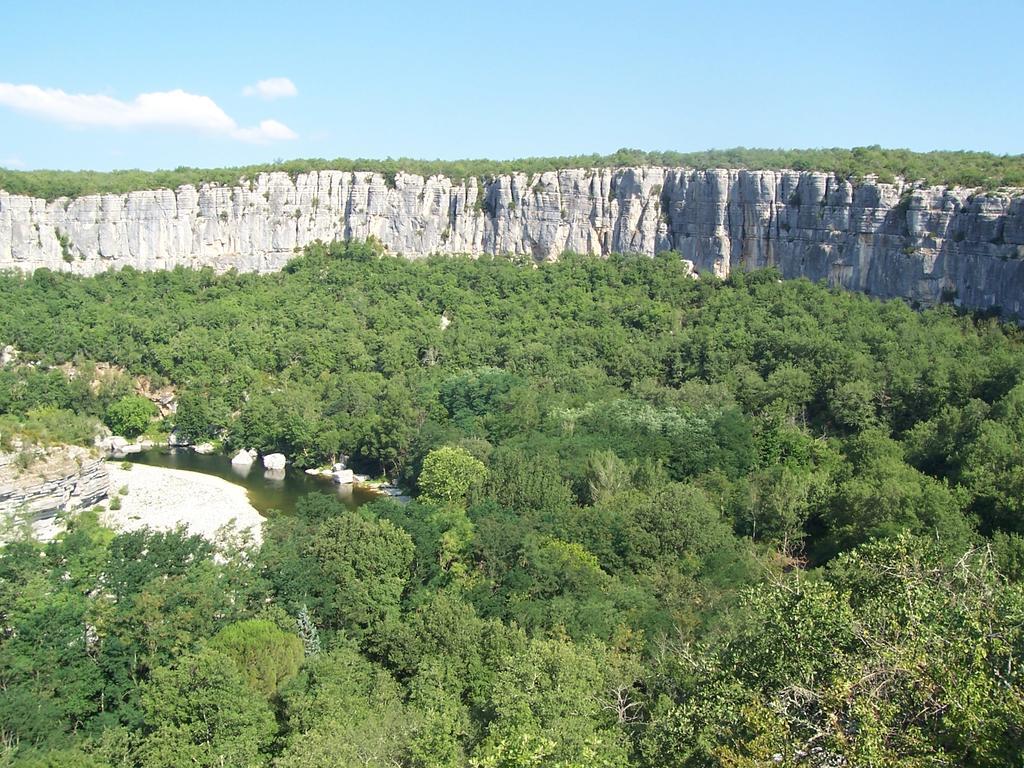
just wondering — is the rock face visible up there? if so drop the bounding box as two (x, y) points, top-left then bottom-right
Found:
(0, 446), (110, 523)
(2, 167), (1023, 315)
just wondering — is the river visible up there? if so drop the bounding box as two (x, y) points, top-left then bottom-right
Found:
(121, 449), (382, 515)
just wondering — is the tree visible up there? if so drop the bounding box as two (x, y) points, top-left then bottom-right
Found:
(207, 619), (305, 698)
(583, 450), (631, 505)
(275, 645), (414, 768)
(361, 377), (421, 478)
(742, 462), (818, 546)
(103, 395), (156, 437)
(1, 747), (110, 768)
(306, 510), (415, 639)
(138, 649), (277, 768)
(419, 445), (488, 506)
(0, 591), (104, 746)
(172, 390), (216, 442)
(642, 537), (1024, 767)
(296, 605), (321, 656)
(471, 638), (629, 768)
(821, 449), (973, 559)
(828, 380), (878, 432)
(480, 449), (575, 520)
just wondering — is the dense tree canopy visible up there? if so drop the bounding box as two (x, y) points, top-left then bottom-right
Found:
(4, 241), (1024, 765)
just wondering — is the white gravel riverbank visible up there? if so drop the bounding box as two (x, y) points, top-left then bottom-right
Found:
(101, 462), (265, 544)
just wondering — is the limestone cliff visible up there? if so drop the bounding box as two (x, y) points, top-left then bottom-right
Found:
(0, 446), (109, 523)
(2, 167), (1023, 315)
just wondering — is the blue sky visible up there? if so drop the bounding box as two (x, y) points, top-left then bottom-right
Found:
(1, 0), (1021, 171)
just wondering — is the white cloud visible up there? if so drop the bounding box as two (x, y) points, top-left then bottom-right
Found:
(0, 83), (297, 143)
(242, 77), (298, 100)
(232, 119), (298, 142)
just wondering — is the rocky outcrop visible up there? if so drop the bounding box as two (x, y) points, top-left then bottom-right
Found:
(0, 446), (109, 523)
(2, 167), (1023, 315)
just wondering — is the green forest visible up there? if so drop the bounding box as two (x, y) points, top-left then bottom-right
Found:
(2, 240), (1024, 766)
(3, 145), (1024, 200)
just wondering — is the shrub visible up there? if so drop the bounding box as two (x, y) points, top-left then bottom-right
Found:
(56, 230), (74, 262)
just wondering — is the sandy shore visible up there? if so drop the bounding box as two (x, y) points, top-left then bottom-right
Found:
(102, 462), (265, 544)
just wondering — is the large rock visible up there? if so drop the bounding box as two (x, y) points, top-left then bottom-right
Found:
(0, 445), (109, 523)
(231, 448), (257, 466)
(97, 435), (129, 452)
(193, 442), (215, 454)
(2, 167), (1024, 315)
(97, 435), (142, 455)
(332, 468), (354, 485)
(262, 453), (286, 470)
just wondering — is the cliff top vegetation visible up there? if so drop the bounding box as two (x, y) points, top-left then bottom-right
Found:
(2, 145), (1023, 200)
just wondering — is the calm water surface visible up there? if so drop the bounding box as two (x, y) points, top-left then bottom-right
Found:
(123, 449), (381, 515)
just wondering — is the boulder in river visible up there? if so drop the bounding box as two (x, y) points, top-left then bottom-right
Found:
(332, 468), (354, 485)
(193, 442), (215, 454)
(231, 448), (257, 466)
(263, 453), (286, 470)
